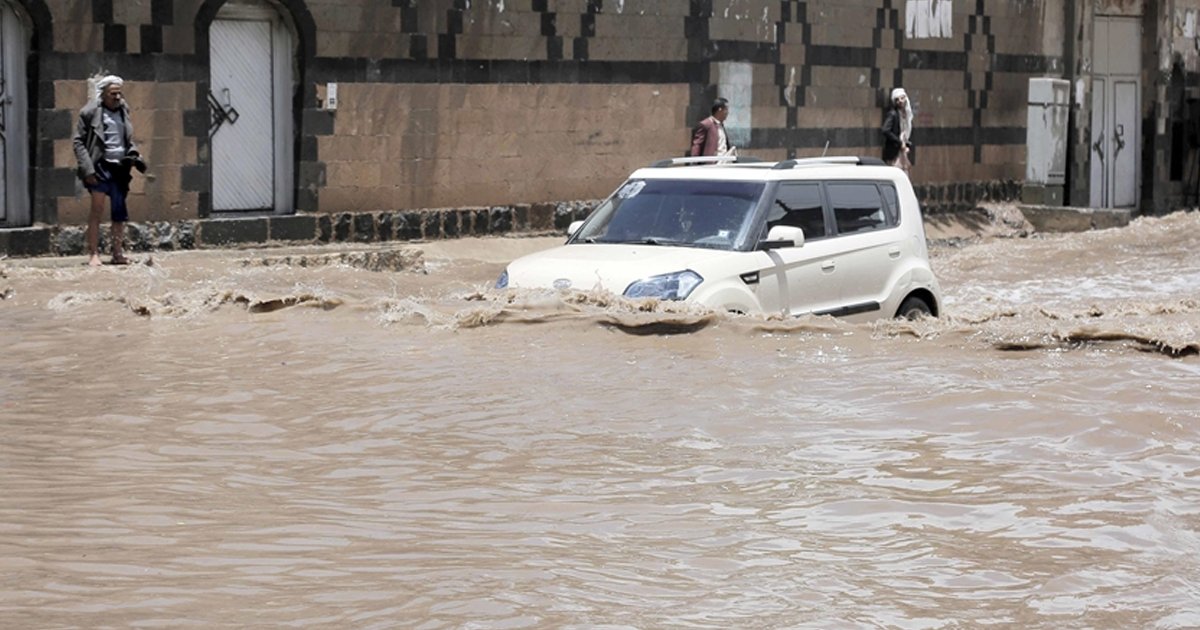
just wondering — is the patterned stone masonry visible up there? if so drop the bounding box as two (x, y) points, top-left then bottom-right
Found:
(9, 201), (597, 257)
(0, 180), (1025, 257)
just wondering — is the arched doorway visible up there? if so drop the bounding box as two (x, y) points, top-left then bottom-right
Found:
(208, 0), (296, 213)
(0, 0), (30, 227)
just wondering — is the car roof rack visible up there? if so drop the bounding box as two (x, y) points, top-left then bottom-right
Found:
(650, 155), (766, 168)
(770, 156), (887, 169)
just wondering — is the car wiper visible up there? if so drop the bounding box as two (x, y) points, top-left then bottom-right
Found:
(639, 237), (681, 246)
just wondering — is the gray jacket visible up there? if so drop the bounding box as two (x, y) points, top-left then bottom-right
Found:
(72, 100), (137, 181)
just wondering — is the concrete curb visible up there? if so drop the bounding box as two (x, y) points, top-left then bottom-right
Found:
(0, 201), (595, 259)
(1018, 205), (1133, 233)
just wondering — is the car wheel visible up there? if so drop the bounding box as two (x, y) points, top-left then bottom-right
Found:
(896, 296), (932, 320)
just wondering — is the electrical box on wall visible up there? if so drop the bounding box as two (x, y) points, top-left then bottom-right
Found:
(325, 83), (338, 111)
(1026, 78), (1069, 186)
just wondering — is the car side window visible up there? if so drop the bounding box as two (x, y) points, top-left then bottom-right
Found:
(828, 183), (890, 235)
(767, 183), (826, 240)
(880, 184), (901, 225)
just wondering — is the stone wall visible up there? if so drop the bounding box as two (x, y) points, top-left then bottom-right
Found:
(10, 0), (1067, 231)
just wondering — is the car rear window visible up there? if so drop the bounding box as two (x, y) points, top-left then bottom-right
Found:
(828, 183), (893, 235)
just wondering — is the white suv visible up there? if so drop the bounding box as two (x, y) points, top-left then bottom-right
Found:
(496, 156), (942, 321)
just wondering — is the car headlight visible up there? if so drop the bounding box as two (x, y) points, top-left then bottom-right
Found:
(495, 269), (509, 289)
(623, 270), (703, 300)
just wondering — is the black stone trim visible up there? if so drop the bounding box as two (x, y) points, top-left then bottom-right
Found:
(901, 49), (966, 72)
(36, 139), (54, 169)
(39, 51), (209, 82)
(302, 109), (335, 136)
(199, 218), (269, 246)
(307, 56), (700, 85)
(547, 37), (563, 62)
(409, 34), (427, 59)
(151, 0), (173, 26)
(181, 164), (207, 192)
(993, 54), (1060, 74)
(438, 34), (456, 60)
(808, 45), (876, 68)
(269, 215), (317, 242)
(703, 40), (779, 64)
(399, 5), (418, 33)
(752, 125), (1026, 150)
(104, 25), (127, 53)
(140, 25), (163, 54)
(92, 0), (113, 23)
(37, 109), (71, 139)
(181, 108), (209, 137)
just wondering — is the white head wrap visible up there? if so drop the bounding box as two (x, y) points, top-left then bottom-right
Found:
(94, 75), (124, 101)
(891, 87), (913, 142)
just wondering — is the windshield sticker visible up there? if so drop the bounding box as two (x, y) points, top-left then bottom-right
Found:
(616, 181), (646, 199)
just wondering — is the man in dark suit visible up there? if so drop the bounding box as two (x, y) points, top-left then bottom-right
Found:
(689, 97), (735, 157)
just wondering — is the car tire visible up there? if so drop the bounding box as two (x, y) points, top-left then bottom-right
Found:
(896, 296), (932, 320)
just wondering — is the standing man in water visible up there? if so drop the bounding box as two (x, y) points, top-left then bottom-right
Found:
(73, 74), (145, 266)
(689, 97), (736, 157)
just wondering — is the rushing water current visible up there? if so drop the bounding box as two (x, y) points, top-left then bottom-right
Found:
(2, 210), (1199, 628)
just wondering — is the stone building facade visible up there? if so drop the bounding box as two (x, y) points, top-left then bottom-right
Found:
(0, 0), (1198, 247)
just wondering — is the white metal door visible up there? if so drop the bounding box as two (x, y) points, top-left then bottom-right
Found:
(1112, 80), (1138, 207)
(0, 2), (30, 226)
(210, 18), (274, 211)
(1090, 77), (1107, 207)
(1089, 16), (1140, 209)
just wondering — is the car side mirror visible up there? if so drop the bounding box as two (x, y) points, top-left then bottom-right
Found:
(759, 225), (805, 250)
(567, 220), (585, 237)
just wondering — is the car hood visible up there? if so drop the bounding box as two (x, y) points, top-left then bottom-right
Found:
(504, 243), (739, 294)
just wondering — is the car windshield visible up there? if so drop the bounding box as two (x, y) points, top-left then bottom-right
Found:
(574, 179), (766, 250)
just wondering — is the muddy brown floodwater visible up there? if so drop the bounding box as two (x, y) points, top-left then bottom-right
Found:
(2, 210), (1199, 628)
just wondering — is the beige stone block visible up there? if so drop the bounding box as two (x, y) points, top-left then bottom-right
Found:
(982, 145), (1026, 176)
(135, 110), (183, 141)
(143, 192), (200, 222)
(326, 162), (360, 188)
(141, 137), (197, 166)
(310, 4), (365, 32)
(316, 31), (353, 58)
(794, 106), (865, 131)
(57, 194), (90, 226)
(141, 167), (182, 195)
(805, 86), (876, 110)
(133, 83), (195, 112)
(113, 0), (151, 24)
(750, 106), (787, 129)
(380, 185), (415, 211)
(917, 89), (969, 112)
(349, 186), (389, 212)
(126, 25), (142, 55)
(925, 106), (974, 128)
(162, 26), (195, 56)
(317, 187), (358, 213)
(56, 81), (89, 112)
(54, 24), (103, 54)
(459, 84), (498, 111)
(54, 140), (77, 169)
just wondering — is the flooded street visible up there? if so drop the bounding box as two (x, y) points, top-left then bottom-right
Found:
(2, 210), (1199, 628)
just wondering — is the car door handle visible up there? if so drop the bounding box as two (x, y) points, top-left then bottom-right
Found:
(821, 260), (835, 272)
(888, 247), (901, 259)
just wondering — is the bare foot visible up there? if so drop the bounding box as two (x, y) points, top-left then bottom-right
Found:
(88, 254), (103, 267)
(110, 253), (130, 265)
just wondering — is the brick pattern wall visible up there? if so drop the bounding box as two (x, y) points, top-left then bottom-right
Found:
(29, 0), (1070, 227)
